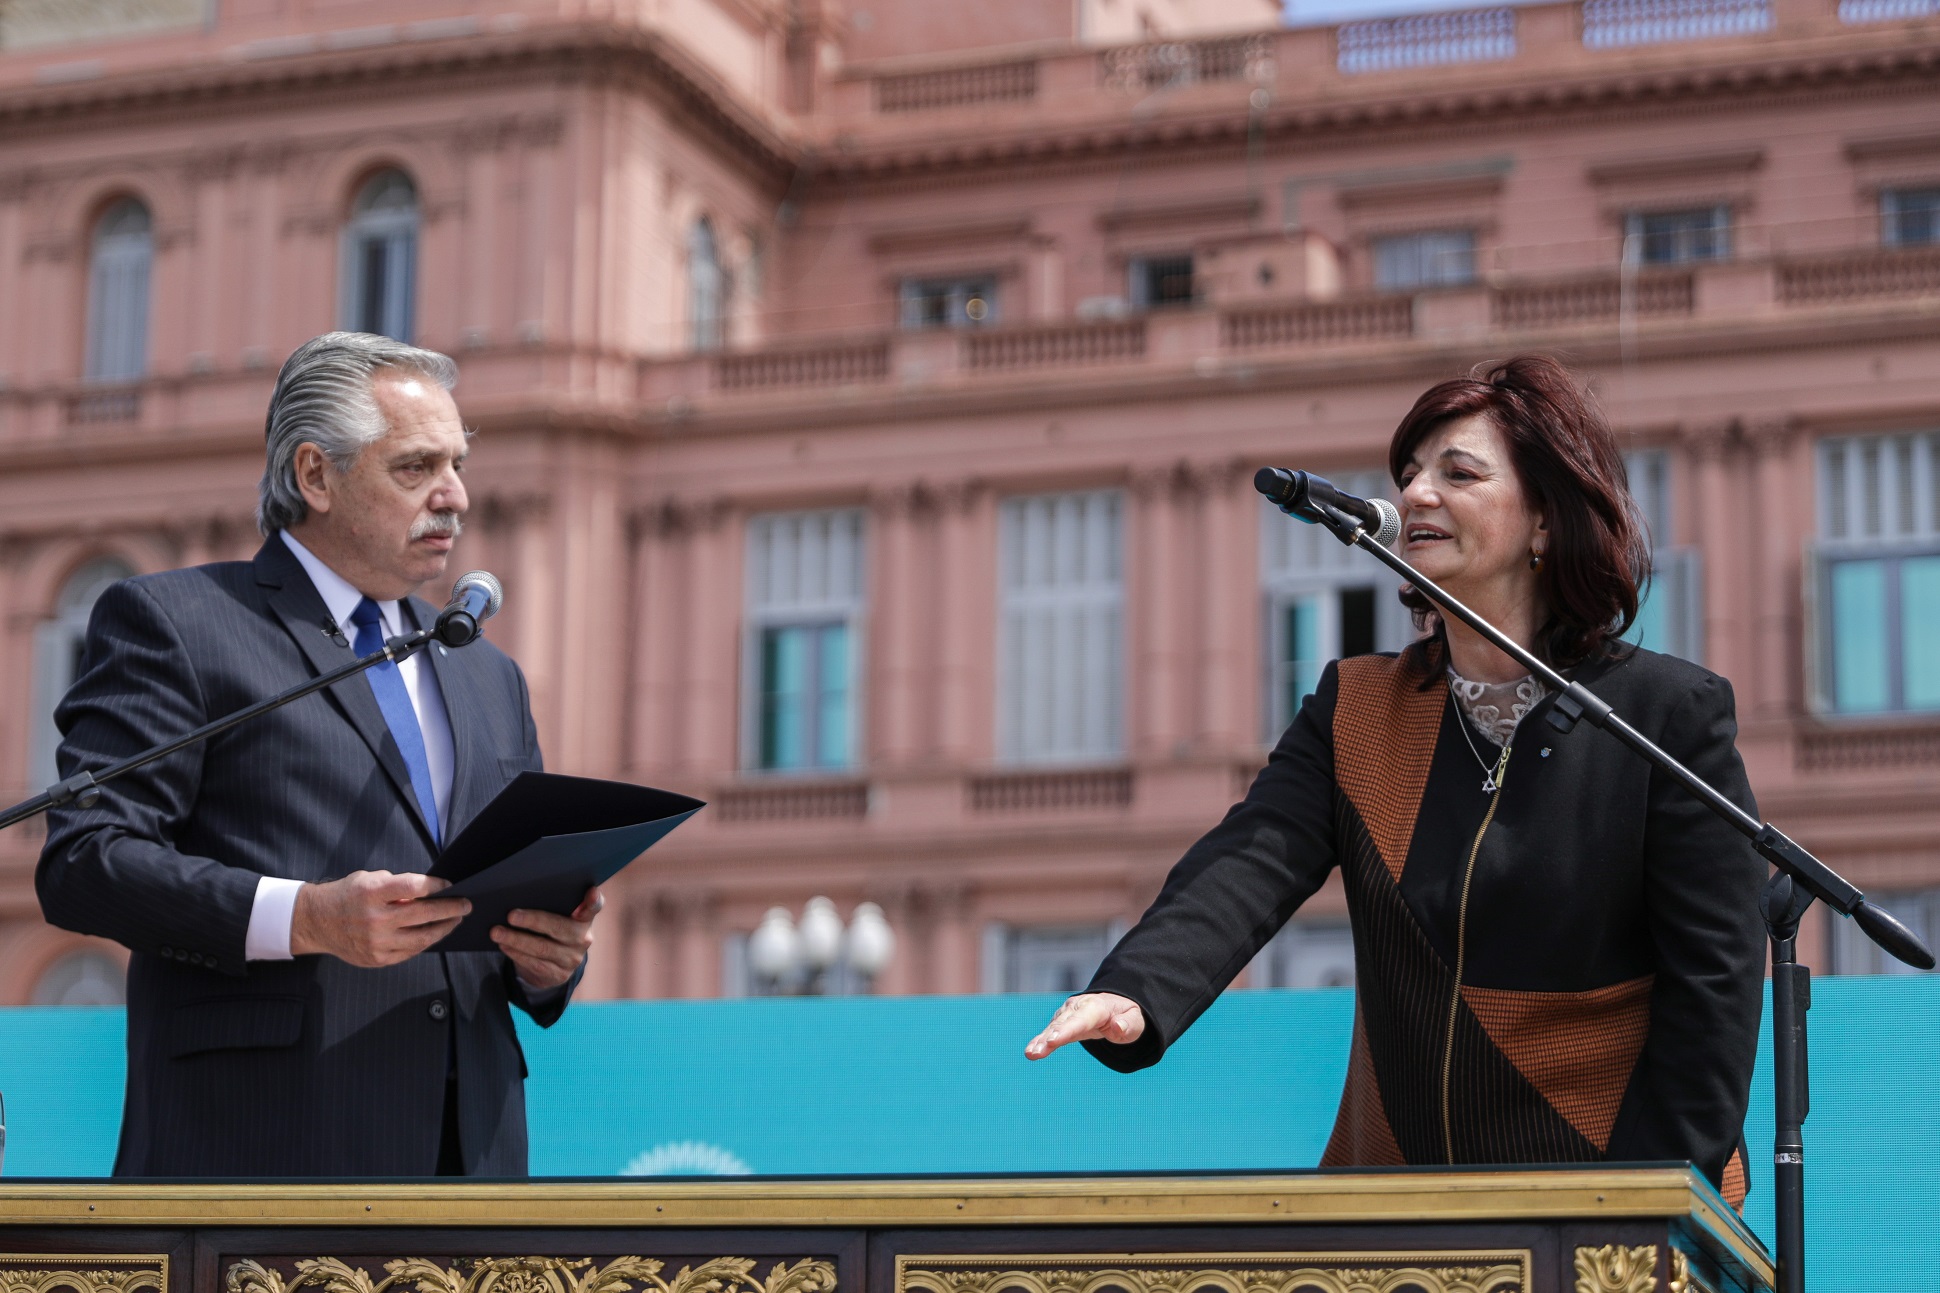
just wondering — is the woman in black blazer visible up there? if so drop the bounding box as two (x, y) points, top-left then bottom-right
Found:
(1026, 355), (1766, 1206)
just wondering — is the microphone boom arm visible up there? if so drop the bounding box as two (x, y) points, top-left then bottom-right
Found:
(0, 627), (442, 834)
(1299, 498), (1932, 967)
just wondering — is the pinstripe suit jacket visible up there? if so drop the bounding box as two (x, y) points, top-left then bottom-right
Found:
(37, 537), (572, 1178)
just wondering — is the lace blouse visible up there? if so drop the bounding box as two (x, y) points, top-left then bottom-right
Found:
(1447, 668), (1547, 748)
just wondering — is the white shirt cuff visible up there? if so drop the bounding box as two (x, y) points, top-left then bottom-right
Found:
(245, 876), (305, 961)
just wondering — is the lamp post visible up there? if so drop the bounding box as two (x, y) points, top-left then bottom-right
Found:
(747, 897), (895, 995)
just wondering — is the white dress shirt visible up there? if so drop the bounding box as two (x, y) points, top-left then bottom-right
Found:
(243, 531), (458, 961)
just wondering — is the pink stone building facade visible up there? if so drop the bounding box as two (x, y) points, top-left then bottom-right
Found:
(3, 0), (1939, 1004)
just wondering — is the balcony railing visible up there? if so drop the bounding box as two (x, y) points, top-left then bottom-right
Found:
(874, 60), (1038, 112)
(968, 768), (1134, 812)
(1336, 8), (1518, 74)
(963, 319), (1147, 371)
(1839, 0), (1940, 19)
(1098, 35), (1275, 93)
(1581, 0), (1773, 46)
(712, 341), (890, 393)
(64, 387), (142, 425)
(713, 779), (870, 823)
(1777, 245), (1940, 304)
(1222, 297), (1414, 348)
(1492, 270), (1696, 329)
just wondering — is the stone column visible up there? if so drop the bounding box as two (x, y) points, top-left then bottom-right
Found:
(934, 480), (995, 764)
(679, 498), (739, 777)
(1131, 464), (1185, 759)
(930, 882), (975, 995)
(1748, 418), (1801, 720)
(871, 483), (925, 766)
(1688, 423), (1746, 687)
(1195, 460), (1254, 752)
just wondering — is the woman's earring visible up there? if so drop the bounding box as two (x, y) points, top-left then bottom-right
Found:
(1529, 548), (1545, 571)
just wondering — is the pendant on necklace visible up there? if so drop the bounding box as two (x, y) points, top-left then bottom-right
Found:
(1481, 771), (1497, 794)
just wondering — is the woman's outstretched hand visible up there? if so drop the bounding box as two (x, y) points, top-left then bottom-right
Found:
(1024, 991), (1145, 1060)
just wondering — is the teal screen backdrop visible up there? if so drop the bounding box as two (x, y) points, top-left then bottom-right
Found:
(2, 976), (1937, 1289)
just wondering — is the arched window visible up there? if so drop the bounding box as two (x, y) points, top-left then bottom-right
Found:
(32, 950), (126, 1006)
(84, 200), (152, 384)
(689, 218), (727, 352)
(29, 558), (135, 795)
(342, 170), (419, 341)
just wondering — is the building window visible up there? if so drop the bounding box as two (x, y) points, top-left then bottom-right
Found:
(1260, 470), (1410, 737)
(1813, 432), (1940, 714)
(982, 922), (1120, 993)
(31, 950), (125, 1006)
(342, 170), (419, 341)
(84, 200), (152, 384)
(1128, 254), (1195, 309)
(1621, 450), (1704, 663)
(998, 491), (1124, 763)
(1372, 229), (1476, 292)
(30, 558), (135, 795)
(899, 276), (996, 329)
(1829, 887), (1939, 975)
(1254, 919), (1356, 988)
(690, 218), (727, 351)
(1623, 206), (1730, 265)
(1882, 187), (1940, 247)
(745, 509), (865, 771)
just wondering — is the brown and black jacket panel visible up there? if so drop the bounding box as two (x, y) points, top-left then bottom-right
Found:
(1086, 641), (1765, 1205)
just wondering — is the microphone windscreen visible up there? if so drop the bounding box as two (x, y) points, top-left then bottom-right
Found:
(453, 571), (504, 618)
(1368, 499), (1403, 549)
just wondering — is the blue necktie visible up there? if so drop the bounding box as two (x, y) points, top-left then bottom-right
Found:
(349, 597), (441, 845)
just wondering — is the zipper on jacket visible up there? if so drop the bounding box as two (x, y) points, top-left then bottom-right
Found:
(1442, 737), (1513, 1164)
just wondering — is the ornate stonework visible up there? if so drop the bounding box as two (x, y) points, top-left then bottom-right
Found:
(899, 1254), (1528, 1293)
(227, 1256), (835, 1293)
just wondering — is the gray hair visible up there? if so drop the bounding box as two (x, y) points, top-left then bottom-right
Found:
(256, 331), (460, 535)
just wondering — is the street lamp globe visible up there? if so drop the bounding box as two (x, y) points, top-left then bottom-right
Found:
(844, 902), (896, 979)
(797, 896), (845, 971)
(748, 906), (800, 982)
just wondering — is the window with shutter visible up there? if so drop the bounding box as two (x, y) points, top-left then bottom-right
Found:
(998, 491), (1124, 763)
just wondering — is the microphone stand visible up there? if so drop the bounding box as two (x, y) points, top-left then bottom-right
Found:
(0, 628), (445, 833)
(1282, 495), (1935, 1293)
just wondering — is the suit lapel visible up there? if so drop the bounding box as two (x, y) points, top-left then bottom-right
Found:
(256, 540), (437, 851)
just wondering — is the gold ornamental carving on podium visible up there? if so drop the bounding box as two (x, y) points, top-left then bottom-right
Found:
(227, 1256), (836, 1293)
(0, 1256), (167, 1293)
(899, 1252), (1528, 1293)
(1571, 1246), (1656, 1293)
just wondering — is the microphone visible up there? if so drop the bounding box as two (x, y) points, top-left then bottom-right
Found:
(434, 571), (504, 647)
(1254, 468), (1402, 548)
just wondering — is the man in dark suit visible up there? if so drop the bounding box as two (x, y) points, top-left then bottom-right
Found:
(37, 331), (601, 1177)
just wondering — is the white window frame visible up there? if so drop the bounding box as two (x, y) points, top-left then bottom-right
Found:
(1809, 432), (1940, 715)
(1372, 229), (1477, 292)
(84, 201), (152, 385)
(1260, 469), (1411, 740)
(742, 508), (867, 773)
(690, 218), (728, 352)
(898, 275), (998, 329)
(1882, 186), (1940, 248)
(1623, 205), (1731, 266)
(1622, 449), (1704, 664)
(997, 490), (1125, 765)
(341, 170), (419, 342)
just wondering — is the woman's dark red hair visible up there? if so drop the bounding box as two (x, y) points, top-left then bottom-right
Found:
(1388, 355), (1649, 667)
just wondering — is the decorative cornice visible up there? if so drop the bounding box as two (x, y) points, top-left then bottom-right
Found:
(809, 33), (1940, 183)
(0, 22), (797, 181)
(1586, 146), (1765, 185)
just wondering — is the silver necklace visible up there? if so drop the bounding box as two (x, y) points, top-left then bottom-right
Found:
(1450, 689), (1513, 794)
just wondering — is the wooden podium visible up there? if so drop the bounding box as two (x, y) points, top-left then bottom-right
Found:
(0, 1167), (1770, 1293)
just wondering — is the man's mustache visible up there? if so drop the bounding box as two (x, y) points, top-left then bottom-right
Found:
(410, 512), (463, 541)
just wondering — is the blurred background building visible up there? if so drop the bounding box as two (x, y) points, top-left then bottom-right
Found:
(2, 0), (1938, 1005)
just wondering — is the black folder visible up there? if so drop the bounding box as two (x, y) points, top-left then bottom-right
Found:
(426, 771), (704, 951)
